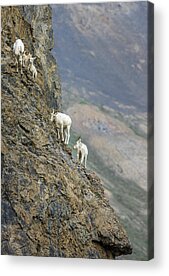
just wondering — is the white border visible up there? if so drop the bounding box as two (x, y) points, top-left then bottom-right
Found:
(0, 0), (149, 6)
(1, 0), (169, 275)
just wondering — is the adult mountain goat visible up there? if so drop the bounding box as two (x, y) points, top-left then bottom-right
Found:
(13, 38), (24, 74)
(73, 138), (88, 168)
(50, 109), (72, 145)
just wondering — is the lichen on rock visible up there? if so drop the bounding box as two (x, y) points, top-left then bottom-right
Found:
(1, 5), (132, 258)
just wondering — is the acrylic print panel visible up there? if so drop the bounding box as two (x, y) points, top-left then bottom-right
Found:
(1, 1), (154, 260)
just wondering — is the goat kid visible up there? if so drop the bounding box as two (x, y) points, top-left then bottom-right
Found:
(50, 109), (72, 145)
(29, 57), (37, 79)
(13, 38), (24, 74)
(74, 138), (88, 168)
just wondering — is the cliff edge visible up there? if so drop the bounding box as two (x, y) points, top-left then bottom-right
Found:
(1, 5), (132, 258)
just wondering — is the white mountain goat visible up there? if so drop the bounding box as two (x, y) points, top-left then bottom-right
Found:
(13, 38), (24, 74)
(29, 57), (37, 79)
(73, 138), (88, 168)
(50, 109), (72, 145)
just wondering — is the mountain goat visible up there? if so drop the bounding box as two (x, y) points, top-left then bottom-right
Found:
(13, 38), (24, 74)
(29, 56), (37, 79)
(50, 109), (72, 145)
(73, 138), (88, 168)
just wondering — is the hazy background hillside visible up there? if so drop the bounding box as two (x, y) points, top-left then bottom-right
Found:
(52, 2), (149, 260)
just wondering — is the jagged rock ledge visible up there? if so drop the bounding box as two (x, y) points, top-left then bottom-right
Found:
(1, 5), (132, 258)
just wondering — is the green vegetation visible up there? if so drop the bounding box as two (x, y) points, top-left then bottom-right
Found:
(99, 104), (147, 139)
(79, 99), (89, 105)
(128, 123), (147, 139)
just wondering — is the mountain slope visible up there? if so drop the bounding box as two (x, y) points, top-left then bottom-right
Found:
(52, 2), (148, 112)
(51, 2), (150, 260)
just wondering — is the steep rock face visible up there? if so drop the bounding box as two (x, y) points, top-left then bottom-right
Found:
(2, 5), (61, 109)
(1, 5), (132, 258)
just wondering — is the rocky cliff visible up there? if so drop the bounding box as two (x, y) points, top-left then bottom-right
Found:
(1, 5), (132, 258)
